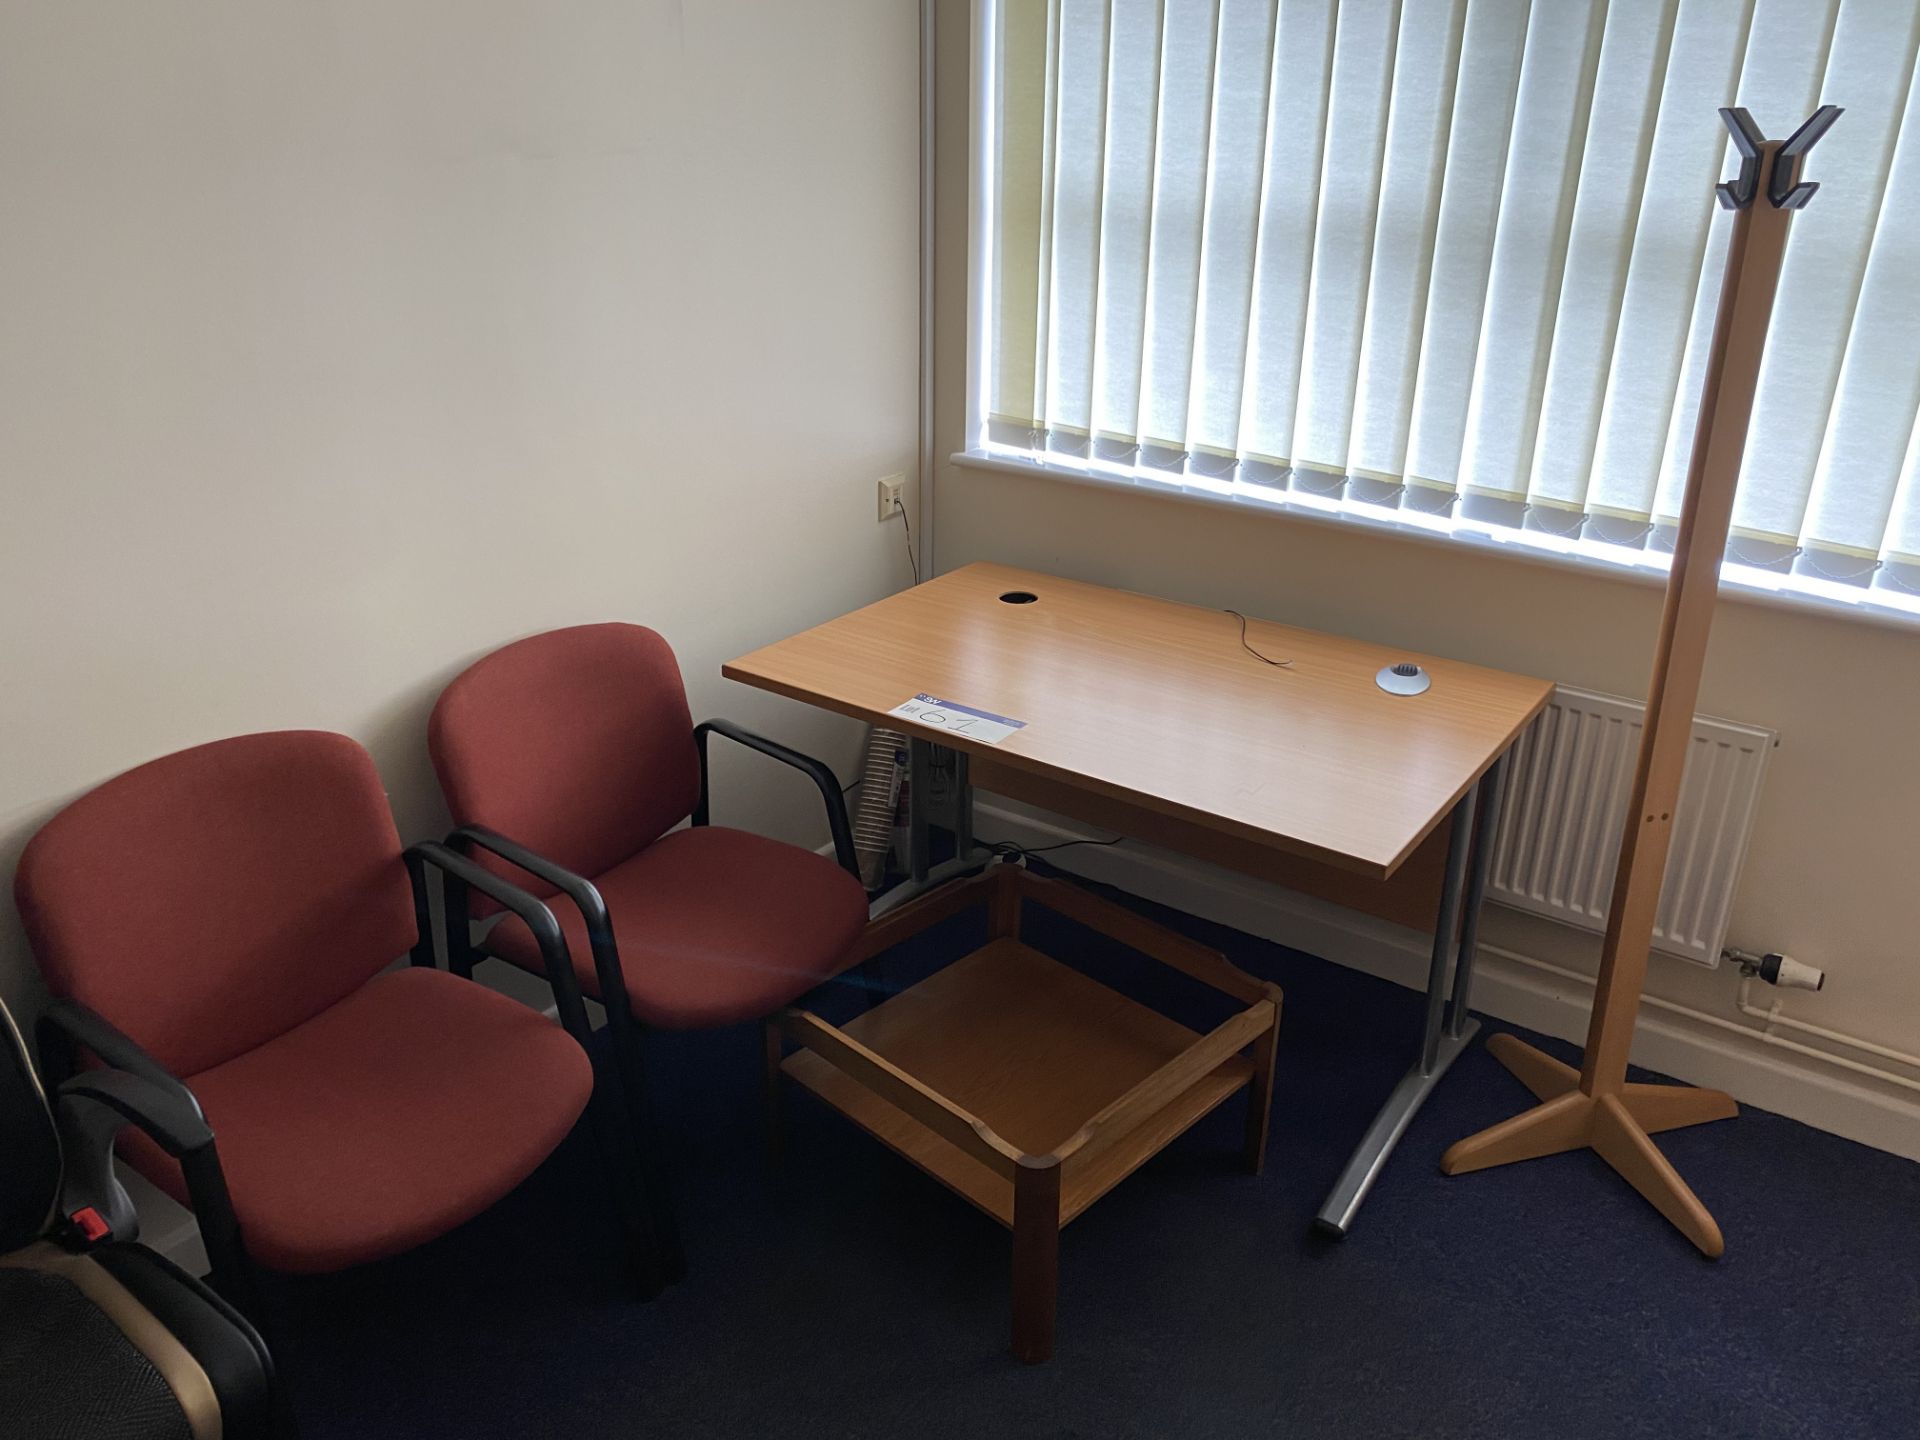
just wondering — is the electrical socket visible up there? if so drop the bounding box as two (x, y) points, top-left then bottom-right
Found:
(877, 474), (906, 523)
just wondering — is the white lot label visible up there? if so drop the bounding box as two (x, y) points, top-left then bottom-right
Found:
(887, 694), (1027, 745)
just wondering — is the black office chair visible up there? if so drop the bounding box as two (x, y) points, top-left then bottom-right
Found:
(0, 995), (280, 1440)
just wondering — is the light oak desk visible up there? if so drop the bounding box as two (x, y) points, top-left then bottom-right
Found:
(727, 562), (1550, 1242)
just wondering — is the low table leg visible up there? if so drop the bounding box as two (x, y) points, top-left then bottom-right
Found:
(1011, 1160), (1062, 1364)
(1314, 755), (1507, 1237)
(1244, 1003), (1281, 1175)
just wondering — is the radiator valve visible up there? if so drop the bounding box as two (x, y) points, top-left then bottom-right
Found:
(1725, 946), (1825, 992)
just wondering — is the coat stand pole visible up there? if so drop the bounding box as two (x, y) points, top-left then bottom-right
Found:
(1439, 105), (1844, 1258)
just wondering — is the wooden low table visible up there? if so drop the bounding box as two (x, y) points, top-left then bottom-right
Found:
(769, 863), (1282, 1363)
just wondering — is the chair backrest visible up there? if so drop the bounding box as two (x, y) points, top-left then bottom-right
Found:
(14, 732), (416, 1078)
(0, 998), (59, 1253)
(428, 623), (700, 903)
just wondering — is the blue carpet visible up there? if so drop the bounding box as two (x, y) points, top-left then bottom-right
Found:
(270, 867), (1920, 1438)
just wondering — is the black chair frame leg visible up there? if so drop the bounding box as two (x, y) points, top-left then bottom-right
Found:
(446, 826), (690, 1285)
(608, 1018), (686, 1284)
(407, 843), (668, 1299)
(577, 1076), (670, 1299)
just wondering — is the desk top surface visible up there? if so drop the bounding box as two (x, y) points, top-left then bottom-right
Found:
(723, 563), (1551, 879)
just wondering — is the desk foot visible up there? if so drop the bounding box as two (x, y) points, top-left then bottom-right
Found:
(1315, 1017), (1480, 1238)
(1441, 1036), (1736, 1258)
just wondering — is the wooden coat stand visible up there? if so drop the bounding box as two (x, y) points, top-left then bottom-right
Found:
(1440, 106), (1843, 1258)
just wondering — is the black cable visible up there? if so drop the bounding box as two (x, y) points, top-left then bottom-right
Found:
(894, 498), (920, 585)
(987, 835), (1125, 860)
(1225, 608), (1293, 667)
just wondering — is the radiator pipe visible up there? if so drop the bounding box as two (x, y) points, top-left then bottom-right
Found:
(1480, 943), (1920, 1098)
(1735, 974), (1920, 1076)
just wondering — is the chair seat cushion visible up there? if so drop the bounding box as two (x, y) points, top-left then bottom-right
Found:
(484, 826), (869, 1029)
(119, 967), (591, 1275)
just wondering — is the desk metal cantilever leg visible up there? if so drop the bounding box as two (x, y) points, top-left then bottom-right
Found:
(1315, 752), (1509, 1237)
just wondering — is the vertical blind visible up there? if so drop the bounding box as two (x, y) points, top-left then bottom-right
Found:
(987, 0), (1920, 603)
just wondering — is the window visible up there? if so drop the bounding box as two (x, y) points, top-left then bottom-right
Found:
(970, 0), (1920, 619)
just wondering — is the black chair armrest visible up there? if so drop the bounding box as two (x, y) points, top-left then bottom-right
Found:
(447, 828), (630, 1022)
(693, 719), (857, 878)
(38, 1002), (222, 1212)
(57, 1068), (211, 1157)
(40, 999), (199, 1105)
(404, 841), (596, 1045)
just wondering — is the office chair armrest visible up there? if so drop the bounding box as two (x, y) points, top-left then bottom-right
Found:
(693, 719), (857, 878)
(404, 841), (597, 1046)
(39, 1006), (252, 1314)
(446, 827), (631, 1018)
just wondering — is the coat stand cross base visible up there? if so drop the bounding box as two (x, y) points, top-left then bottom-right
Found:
(1440, 1034), (1737, 1256)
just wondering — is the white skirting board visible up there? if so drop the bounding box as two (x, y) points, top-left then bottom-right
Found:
(974, 799), (1920, 1165)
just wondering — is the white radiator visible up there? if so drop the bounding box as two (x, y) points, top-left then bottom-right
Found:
(1486, 686), (1775, 968)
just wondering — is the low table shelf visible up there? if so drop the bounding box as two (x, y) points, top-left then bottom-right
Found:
(770, 863), (1283, 1363)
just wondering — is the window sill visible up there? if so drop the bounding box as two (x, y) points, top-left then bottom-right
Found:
(950, 447), (1920, 638)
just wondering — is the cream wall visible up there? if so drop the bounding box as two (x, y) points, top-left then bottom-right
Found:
(930, 2), (1919, 1149)
(0, 1), (919, 1013)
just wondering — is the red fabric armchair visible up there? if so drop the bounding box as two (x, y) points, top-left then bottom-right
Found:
(14, 731), (664, 1326)
(426, 623), (872, 1275)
